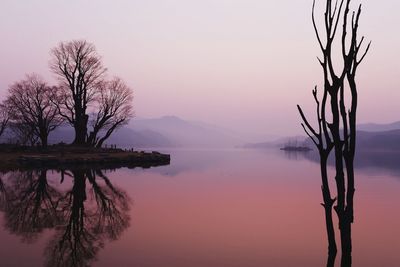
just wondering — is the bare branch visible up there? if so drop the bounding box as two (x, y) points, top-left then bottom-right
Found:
(312, 0), (325, 53)
(297, 104), (319, 139)
(301, 123), (319, 147)
(356, 41), (371, 66)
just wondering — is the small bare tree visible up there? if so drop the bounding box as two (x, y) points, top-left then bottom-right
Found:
(87, 77), (134, 148)
(0, 103), (9, 139)
(8, 122), (38, 146)
(50, 40), (106, 145)
(6, 74), (64, 147)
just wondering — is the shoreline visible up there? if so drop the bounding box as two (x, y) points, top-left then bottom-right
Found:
(0, 145), (171, 170)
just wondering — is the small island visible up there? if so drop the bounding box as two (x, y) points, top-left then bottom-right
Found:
(280, 139), (312, 152)
(0, 144), (170, 170)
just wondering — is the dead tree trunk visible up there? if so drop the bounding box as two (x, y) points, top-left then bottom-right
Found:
(298, 1), (370, 266)
(298, 86), (337, 261)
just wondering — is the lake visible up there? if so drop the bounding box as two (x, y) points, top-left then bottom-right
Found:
(0, 148), (399, 267)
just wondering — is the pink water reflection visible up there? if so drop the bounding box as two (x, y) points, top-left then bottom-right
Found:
(1, 149), (400, 266)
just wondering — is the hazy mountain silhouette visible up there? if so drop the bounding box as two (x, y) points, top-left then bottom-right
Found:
(277, 129), (400, 177)
(358, 121), (400, 132)
(245, 126), (400, 152)
(291, 145), (400, 178)
(44, 116), (245, 148)
(129, 116), (245, 148)
(47, 126), (173, 148)
(10, 118), (400, 150)
(356, 129), (400, 151)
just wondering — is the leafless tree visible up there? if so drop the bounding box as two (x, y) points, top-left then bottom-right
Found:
(50, 40), (106, 145)
(8, 122), (38, 146)
(0, 103), (9, 139)
(298, 86), (336, 265)
(297, 1), (370, 266)
(5, 74), (64, 147)
(87, 77), (134, 148)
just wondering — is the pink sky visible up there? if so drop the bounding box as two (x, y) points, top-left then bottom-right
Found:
(0, 0), (399, 137)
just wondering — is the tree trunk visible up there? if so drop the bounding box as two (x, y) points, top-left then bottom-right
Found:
(40, 133), (48, 148)
(340, 218), (352, 267)
(320, 155), (337, 260)
(73, 114), (89, 145)
(341, 159), (355, 267)
(95, 122), (121, 148)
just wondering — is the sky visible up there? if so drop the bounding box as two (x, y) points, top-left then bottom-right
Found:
(0, 0), (399, 137)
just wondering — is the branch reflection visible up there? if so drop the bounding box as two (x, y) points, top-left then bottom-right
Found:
(0, 168), (131, 267)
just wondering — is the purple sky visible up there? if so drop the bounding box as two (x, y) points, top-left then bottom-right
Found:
(0, 0), (399, 137)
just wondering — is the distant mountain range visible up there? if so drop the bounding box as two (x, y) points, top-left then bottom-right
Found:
(358, 121), (400, 132)
(357, 129), (400, 151)
(3, 118), (400, 150)
(47, 116), (245, 148)
(245, 121), (400, 152)
(128, 116), (244, 148)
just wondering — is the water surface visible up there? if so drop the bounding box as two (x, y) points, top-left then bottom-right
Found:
(0, 149), (399, 267)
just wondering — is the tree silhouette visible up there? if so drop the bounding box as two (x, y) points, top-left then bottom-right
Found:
(298, 86), (337, 263)
(0, 104), (9, 138)
(87, 77), (134, 148)
(50, 40), (134, 147)
(297, 1), (370, 266)
(5, 74), (64, 147)
(50, 40), (106, 146)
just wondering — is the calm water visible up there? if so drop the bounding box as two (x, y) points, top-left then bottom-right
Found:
(0, 149), (400, 267)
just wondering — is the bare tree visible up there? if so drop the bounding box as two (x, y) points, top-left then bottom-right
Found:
(297, 0), (370, 266)
(87, 77), (134, 148)
(8, 121), (38, 146)
(298, 87), (336, 265)
(5, 74), (64, 147)
(50, 40), (106, 145)
(0, 103), (9, 139)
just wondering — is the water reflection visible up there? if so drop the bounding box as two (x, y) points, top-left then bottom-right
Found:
(283, 149), (400, 178)
(0, 168), (130, 267)
(3, 170), (62, 243)
(281, 149), (311, 161)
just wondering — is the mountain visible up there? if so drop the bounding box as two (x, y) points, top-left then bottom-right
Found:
(244, 121), (400, 152)
(48, 125), (174, 148)
(42, 116), (246, 148)
(304, 129), (400, 152)
(357, 129), (400, 151)
(129, 116), (245, 148)
(358, 121), (400, 132)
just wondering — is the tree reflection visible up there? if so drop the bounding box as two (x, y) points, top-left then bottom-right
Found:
(46, 169), (130, 267)
(3, 170), (62, 242)
(0, 173), (9, 213)
(0, 168), (130, 267)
